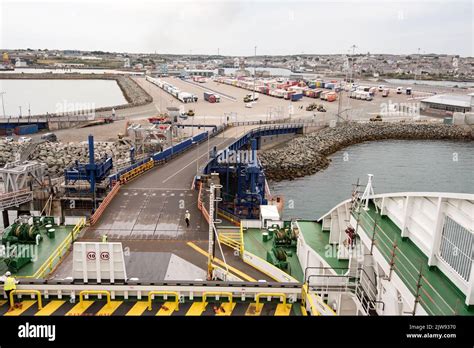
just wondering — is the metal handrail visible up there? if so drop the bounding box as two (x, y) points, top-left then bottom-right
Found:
(356, 203), (460, 315)
(255, 292), (287, 307)
(147, 291), (180, 311)
(202, 292), (233, 304)
(79, 290), (110, 306)
(9, 290), (43, 310)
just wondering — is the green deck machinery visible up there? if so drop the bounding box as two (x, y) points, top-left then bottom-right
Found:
(264, 224), (298, 270)
(0, 215), (53, 273)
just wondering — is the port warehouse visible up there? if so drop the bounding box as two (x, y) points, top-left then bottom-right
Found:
(420, 93), (474, 114)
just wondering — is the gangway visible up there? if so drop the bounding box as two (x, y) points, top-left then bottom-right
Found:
(0, 189), (33, 210)
(304, 266), (384, 315)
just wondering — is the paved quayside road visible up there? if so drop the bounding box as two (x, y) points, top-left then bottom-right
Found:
(74, 125), (275, 282)
(85, 126), (247, 240)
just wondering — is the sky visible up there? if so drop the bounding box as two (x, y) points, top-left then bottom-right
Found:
(0, 0), (473, 56)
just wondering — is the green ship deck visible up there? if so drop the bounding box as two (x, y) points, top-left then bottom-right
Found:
(356, 201), (473, 316)
(296, 221), (349, 275)
(243, 228), (304, 282)
(0, 225), (76, 278)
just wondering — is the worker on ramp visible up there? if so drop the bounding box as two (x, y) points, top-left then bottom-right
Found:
(185, 210), (191, 228)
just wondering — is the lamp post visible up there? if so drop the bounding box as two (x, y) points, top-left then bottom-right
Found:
(0, 92), (6, 118)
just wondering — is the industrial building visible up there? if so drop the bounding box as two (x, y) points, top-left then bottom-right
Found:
(420, 93), (474, 116)
(181, 69), (215, 78)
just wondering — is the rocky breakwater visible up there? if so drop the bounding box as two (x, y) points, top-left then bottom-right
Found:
(0, 140), (133, 178)
(259, 122), (473, 181)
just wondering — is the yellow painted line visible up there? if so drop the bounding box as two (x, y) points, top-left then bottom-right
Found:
(126, 302), (149, 316)
(156, 301), (178, 316)
(186, 241), (256, 282)
(215, 302), (236, 316)
(66, 301), (94, 316)
(35, 301), (66, 316)
(242, 253), (299, 283)
(275, 303), (292, 316)
(245, 303), (263, 316)
(96, 301), (122, 316)
(0, 300), (7, 307)
(300, 305), (308, 316)
(4, 301), (36, 316)
(186, 302), (207, 316)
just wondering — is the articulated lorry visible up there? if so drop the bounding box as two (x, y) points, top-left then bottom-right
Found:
(204, 92), (221, 103)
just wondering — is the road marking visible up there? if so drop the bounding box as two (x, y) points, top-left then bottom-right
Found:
(0, 300), (6, 307)
(96, 301), (122, 316)
(161, 135), (238, 184)
(300, 305), (308, 316)
(186, 302), (207, 316)
(156, 301), (179, 316)
(126, 301), (149, 316)
(186, 242), (256, 282)
(274, 303), (292, 316)
(215, 302), (236, 316)
(245, 303), (263, 316)
(4, 301), (37, 316)
(35, 301), (66, 316)
(66, 301), (94, 316)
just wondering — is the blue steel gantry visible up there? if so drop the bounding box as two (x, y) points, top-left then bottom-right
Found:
(203, 124), (303, 219)
(64, 135), (113, 209)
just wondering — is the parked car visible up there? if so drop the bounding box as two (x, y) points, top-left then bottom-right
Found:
(41, 132), (57, 142)
(18, 136), (32, 143)
(4, 137), (14, 143)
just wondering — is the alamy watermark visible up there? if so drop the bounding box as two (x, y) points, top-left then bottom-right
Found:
(217, 149), (257, 164)
(55, 99), (96, 117)
(0, 243), (38, 262)
(380, 99), (420, 117)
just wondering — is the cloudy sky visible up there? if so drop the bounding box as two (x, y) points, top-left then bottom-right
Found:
(1, 0), (472, 56)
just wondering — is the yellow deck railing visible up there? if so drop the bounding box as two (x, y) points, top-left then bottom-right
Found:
(202, 292), (233, 305)
(147, 291), (180, 311)
(10, 290), (43, 310)
(79, 290), (111, 306)
(256, 292), (287, 306)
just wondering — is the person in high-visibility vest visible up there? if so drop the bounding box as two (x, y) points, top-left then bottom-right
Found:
(3, 271), (18, 309)
(185, 210), (190, 228)
(101, 234), (108, 243)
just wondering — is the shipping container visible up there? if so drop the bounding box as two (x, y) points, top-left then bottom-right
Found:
(291, 93), (303, 101)
(14, 124), (38, 135)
